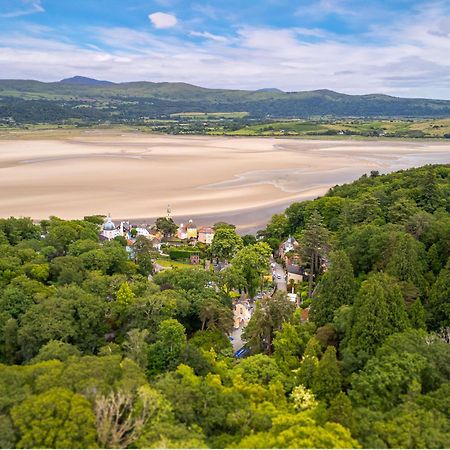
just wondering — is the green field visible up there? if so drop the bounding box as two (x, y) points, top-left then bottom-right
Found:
(154, 259), (194, 269)
(170, 111), (249, 119)
(226, 118), (450, 139)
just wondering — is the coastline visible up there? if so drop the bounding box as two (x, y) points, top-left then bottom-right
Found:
(0, 132), (449, 230)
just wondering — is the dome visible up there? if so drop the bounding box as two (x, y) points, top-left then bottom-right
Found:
(103, 216), (116, 231)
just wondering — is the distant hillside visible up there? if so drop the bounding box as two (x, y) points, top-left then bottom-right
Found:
(59, 76), (115, 86)
(1, 77), (450, 124)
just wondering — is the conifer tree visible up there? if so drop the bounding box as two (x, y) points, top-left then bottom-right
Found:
(427, 261), (450, 330)
(312, 346), (342, 403)
(417, 167), (440, 213)
(386, 232), (426, 290)
(349, 272), (410, 355)
(310, 250), (356, 326)
(298, 210), (330, 297)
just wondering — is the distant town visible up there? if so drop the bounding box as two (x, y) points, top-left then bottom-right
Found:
(99, 206), (312, 354)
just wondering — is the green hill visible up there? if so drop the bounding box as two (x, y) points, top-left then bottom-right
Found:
(1, 77), (450, 124)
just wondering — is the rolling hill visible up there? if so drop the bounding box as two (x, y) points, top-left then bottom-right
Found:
(1, 77), (450, 124)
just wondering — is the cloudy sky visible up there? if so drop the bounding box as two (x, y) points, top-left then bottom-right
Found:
(1, 0), (450, 98)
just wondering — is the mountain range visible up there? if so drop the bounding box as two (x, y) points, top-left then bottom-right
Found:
(1, 76), (450, 124)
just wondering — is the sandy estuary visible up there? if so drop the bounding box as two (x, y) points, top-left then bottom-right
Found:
(0, 131), (449, 231)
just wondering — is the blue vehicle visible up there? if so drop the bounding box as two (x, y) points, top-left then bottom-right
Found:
(234, 347), (250, 358)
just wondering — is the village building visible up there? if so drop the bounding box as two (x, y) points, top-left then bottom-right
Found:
(147, 235), (161, 251)
(135, 227), (150, 238)
(186, 219), (198, 239)
(233, 301), (252, 329)
(198, 226), (215, 244)
(177, 223), (188, 240)
(190, 253), (201, 265)
(279, 236), (299, 259)
(286, 263), (304, 284)
(100, 216), (122, 241)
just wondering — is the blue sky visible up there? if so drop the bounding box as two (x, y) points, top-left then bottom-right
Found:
(1, 0), (450, 98)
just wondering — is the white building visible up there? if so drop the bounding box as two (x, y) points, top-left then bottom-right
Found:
(100, 216), (121, 240)
(135, 227), (150, 238)
(177, 223), (188, 240)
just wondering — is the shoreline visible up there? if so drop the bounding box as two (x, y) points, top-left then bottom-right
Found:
(0, 132), (449, 230)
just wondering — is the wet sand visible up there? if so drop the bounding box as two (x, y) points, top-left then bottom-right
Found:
(0, 132), (449, 231)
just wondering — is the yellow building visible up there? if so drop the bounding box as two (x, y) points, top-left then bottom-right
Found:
(186, 219), (198, 239)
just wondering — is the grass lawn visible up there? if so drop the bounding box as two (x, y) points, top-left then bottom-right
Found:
(155, 259), (195, 269)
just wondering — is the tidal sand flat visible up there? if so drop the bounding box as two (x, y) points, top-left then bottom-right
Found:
(0, 132), (449, 229)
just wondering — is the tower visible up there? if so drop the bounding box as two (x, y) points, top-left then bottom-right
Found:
(166, 204), (172, 219)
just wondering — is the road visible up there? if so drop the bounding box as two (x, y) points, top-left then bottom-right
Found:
(230, 325), (245, 353)
(272, 260), (287, 292)
(230, 260), (287, 355)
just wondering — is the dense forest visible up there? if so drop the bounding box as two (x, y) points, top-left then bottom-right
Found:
(2, 77), (450, 124)
(0, 164), (449, 448)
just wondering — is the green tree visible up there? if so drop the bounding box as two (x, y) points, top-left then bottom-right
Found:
(211, 228), (243, 261)
(327, 392), (354, 430)
(273, 310), (316, 371)
(0, 414), (16, 448)
(298, 210), (330, 297)
(155, 217), (177, 239)
(215, 265), (246, 296)
(213, 222), (236, 231)
(242, 234), (257, 246)
(427, 262), (450, 330)
(197, 297), (233, 333)
(1, 317), (19, 364)
(243, 292), (295, 354)
(133, 236), (154, 276)
(232, 242), (272, 297)
(234, 353), (285, 386)
(18, 287), (106, 359)
(310, 250), (356, 326)
(385, 232), (427, 290)
(350, 352), (429, 412)
(18, 297), (76, 360)
(312, 346), (342, 403)
(409, 299), (427, 330)
(31, 340), (81, 363)
(374, 402), (450, 449)
(0, 217), (40, 245)
(417, 167), (441, 213)
(117, 281), (136, 305)
(348, 272), (410, 356)
(148, 319), (187, 374)
(349, 193), (383, 225)
(123, 329), (150, 369)
(46, 224), (80, 255)
(263, 213), (289, 242)
(11, 388), (97, 448)
(236, 413), (360, 449)
(50, 255), (85, 285)
(427, 243), (443, 275)
(387, 197), (419, 224)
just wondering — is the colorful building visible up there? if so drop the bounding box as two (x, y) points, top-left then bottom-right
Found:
(198, 226), (215, 244)
(186, 219), (198, 239)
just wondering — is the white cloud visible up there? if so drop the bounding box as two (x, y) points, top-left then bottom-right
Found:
(0, 0), (44, 18)
(1, 7), (450, 99)
(189, 31), (228, 43)
(148, 12), (177, 29)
